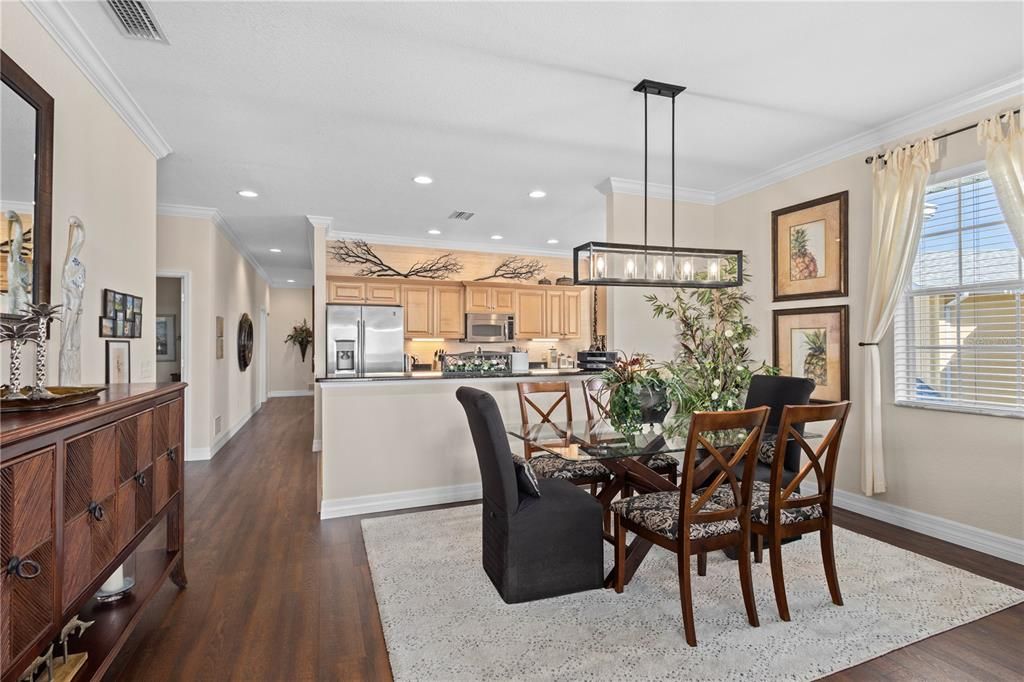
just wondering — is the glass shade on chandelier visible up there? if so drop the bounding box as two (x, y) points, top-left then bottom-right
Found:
(573, 242), (742, 287)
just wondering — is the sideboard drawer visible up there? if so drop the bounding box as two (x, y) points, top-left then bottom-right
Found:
(62, 492), (117, 605)
(116, 409), (153, 483)
(64, 426), (117, 522)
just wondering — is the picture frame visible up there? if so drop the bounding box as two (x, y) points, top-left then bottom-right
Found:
(105, 339), (131, 384)
(216, 315), (224, 338)
(125, 295), (135, 319)
(104, 289), (115, 316)
(115, 319), (124, 337)
(771, 191), (848, 301)
(133, 314), (142, 338)
(772, 305), (849, 402)
(216, 336), (224, 360)
(99, 317), (115, 337)
(156, 314), (177, 361)
(124, 320), (134, 338)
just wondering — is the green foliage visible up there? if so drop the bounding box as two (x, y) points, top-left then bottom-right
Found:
(284, 318), (314, 362)
(645, 259), (777, 429)
(600, 353), (668, 435)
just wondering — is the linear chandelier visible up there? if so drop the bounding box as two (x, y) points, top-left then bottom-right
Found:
(573, 79), (742, 288)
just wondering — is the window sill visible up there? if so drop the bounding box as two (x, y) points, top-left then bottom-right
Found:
(893, 400), (1024, 420)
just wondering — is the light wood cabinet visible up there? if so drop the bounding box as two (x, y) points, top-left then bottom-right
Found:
(402, 285), (434, 338)
(515, 290), (546, 339)
(544, 290), (582, 339)
(329, 280), (400, 305)
(465, 285), (514, 313)
(493, 289), (515, 313)
(435, 286), (465, 339)
(330, 281), (365, 303)
(365, 282), (401, 305)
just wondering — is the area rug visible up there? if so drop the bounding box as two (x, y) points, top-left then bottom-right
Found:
(362, 505), (1023, 681)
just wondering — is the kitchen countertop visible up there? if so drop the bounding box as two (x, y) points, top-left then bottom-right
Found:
(317, 368), (600, 384)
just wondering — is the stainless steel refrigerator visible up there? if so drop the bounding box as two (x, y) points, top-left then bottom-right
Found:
(326, 304), (405, 375)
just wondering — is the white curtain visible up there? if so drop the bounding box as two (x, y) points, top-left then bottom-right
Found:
(978, 111), (1024, 254)
(861, 139), (937, 496)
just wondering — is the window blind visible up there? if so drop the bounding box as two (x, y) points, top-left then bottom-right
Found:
(894, 171), (1024, 416)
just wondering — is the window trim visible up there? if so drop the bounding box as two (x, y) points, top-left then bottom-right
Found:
(893, 165), (1023, 419)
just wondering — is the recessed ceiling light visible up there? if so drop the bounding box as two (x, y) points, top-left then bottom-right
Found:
(413, 176), (433, 184)
(237, 189), (259, 198)
(427, 229), (442, 235)
(491, 234), (503, 240)
(529, 190), (547, 199)
(286, 279), (296, 283)
(269, 248), (282, 253)
(546, 238), (559, 244)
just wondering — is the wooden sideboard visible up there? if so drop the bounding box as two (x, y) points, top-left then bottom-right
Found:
(1, 383), (186, 682)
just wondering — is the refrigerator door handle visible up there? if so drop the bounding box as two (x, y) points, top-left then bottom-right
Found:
(357, 318), (365, 373)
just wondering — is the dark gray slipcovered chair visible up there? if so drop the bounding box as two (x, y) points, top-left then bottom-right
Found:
(742, 375), (816, 487)
(456, 386), (605, 603)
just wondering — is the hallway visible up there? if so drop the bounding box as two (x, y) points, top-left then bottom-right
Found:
(107, 397), (1022, 681)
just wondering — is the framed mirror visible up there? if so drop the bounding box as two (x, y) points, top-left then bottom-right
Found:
(1, 50), (53, 323)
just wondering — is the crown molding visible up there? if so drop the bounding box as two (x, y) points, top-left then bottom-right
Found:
(305, 215), (334, 230)
(157, 203), (218, 220)
(326, 229), (570, 258)
(596, 177), (716, 205)
(22, 0), (172, 159)
(714, 72), (1024, 203)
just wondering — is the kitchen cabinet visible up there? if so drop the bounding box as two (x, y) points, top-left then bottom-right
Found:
(465, 285), (514, 313)
(402, 285), (434, 338)
(435, 286), (465, 339)
(545, 290), (582, 340)
(330, 281), (365, 303)
(329, 280), (400, 305)
(365, 282), (401, 305)
(514, 290), (546, 339)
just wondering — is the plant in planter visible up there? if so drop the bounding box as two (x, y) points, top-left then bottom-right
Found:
(284, 319), (314, 362)
(646, 260), (776, 431)
(600, 353), (670, 435)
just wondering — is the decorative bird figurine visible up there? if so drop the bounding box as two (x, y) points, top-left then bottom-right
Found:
(20, 302), (62, 400)
(4, 210), (31, 316)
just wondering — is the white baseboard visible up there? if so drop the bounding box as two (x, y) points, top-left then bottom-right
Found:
(311, 439), (322, 452)
(320, 483), (482, 520)
(813, 484), (1024, 564)
(186, 447), (212, 461)
(184, 402), (262, 462)
(269, 389), (314, 398)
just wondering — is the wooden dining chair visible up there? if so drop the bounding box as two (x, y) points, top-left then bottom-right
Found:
(750, 401), (852, 621)
(582, 377), (679, 486)
(516, 381), (610, 492)
(611, 406), (770, 646)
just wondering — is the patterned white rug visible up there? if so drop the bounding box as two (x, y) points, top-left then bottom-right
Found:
(362, 504), (1023, 681)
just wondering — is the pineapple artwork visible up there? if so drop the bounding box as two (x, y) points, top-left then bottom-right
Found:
(788, 220), (826, 281)
(775, 305), (848, 402)
(796, 328), (828, 386)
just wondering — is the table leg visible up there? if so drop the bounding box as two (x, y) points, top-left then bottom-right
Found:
(605, 533), (654, 588)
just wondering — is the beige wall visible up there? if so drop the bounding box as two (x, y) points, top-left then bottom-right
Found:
(157, 214), (270, 458)
(269, 287), (313, 394)
(711, 99), (1024, 540)
(607, 192), (717, 362)
(1, 1), (157, 385)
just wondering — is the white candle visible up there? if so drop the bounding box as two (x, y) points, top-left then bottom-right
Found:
(101, 565), (125, 593)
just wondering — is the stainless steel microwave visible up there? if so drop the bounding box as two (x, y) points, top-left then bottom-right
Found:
(464, 313), (515, 343)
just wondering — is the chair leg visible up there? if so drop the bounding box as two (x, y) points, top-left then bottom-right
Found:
(613, 514), (625, 594)
(738, 530), (759, 627)
(768, 532), (791, 621)
(820, 522), (844, 606)
(754, 533), (763, 564)
(590, 481), (598, 496)
(677, 550), (697, 647)
(697, 550), (707, 576)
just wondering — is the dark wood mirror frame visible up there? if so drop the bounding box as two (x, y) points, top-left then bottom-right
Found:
(1, 49), (53, 323)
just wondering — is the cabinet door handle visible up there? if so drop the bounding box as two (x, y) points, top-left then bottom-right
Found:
(167, 448), (176, 462)
(135, 471), (147, 487)
(5, 556), (41, 579)
(88, 501), (105, 521)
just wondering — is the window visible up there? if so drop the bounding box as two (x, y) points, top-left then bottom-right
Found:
(894, 170), (1024, 417)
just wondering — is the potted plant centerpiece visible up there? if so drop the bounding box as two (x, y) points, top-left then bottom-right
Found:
(284, 319), (314, 362)
(600, 353), (671, 435)
(646, 260), (777, 435)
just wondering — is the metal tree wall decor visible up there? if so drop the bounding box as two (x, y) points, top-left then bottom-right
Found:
(329, 240), (463, 279)
(473, 256), (545, 281)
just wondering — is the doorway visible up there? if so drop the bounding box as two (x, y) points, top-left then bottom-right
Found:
(156, 271), (191, 457)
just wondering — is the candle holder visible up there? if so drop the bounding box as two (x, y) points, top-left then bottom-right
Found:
(95, 553), (136, 603)
(21, 303), (62, 401)
(1, 320), (35, 400)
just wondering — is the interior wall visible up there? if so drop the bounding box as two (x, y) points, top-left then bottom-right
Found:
(269, 286), (313, 394)
(155, 277), (181, 382)
(712, 98), (1024, 539)
(0, 1), (157, 385)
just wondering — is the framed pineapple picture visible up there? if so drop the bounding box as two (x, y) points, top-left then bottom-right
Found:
(771, 191), (848, 301)
(773, 305), (849, 402)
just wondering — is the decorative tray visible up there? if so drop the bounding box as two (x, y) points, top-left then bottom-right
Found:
(1, 386), (107, 413)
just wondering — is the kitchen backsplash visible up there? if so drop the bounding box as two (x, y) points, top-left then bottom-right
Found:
(405, 337), (589, 368)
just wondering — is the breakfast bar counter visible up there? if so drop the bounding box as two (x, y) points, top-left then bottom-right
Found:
(318, 370), (599, 519)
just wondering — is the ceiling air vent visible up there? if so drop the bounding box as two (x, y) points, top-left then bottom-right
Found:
(104, 0), (169, 44)
(448, 211), (475, 221)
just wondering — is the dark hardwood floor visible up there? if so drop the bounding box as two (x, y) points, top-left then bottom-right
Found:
(108, 397), (1023, 681)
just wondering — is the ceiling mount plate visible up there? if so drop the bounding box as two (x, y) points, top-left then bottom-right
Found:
(633, 79), (686, 98)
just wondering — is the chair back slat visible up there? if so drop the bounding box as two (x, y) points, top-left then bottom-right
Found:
(582, 377), (612, 420)
(769, 402), (852, 514)
(678, 407), (770, 539)
(517, 381), (573, 458)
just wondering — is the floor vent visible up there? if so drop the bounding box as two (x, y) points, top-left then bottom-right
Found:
(448, 211), (475, 221)
(104, 0), (169, 44)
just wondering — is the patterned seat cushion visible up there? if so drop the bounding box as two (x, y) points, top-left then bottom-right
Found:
(757, 440), (776, 465)
(644, 453), (679, 472)
(701, 480), (823, 526)
(610, 491), (740, 541)
(528, 454), (610, 481)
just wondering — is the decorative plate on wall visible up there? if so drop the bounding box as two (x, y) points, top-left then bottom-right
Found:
(237, 313), (253, 371)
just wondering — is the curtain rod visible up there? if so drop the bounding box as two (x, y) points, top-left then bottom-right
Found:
(863, 107), (1021, 165)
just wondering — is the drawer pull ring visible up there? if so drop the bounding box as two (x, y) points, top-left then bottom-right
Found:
(135, 471), (147, 487)
(167, 448), (176, 461)
(5, 556), (41, 579)
(88, 501), (105, 521)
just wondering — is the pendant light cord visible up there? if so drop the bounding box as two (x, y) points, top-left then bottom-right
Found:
(671, 94), (675, 250)
(643, 91), (648, 252)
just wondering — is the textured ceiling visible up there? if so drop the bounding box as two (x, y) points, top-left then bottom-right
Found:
(62, 1), (1024, 284)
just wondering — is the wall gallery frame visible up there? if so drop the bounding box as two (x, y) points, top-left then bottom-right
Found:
(771, 191), (848, 301)
(772, 305), (849, 402)
(156, 314), (176, 361)
(105, 339), (131, 384)
(100, 287), (142, 338)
